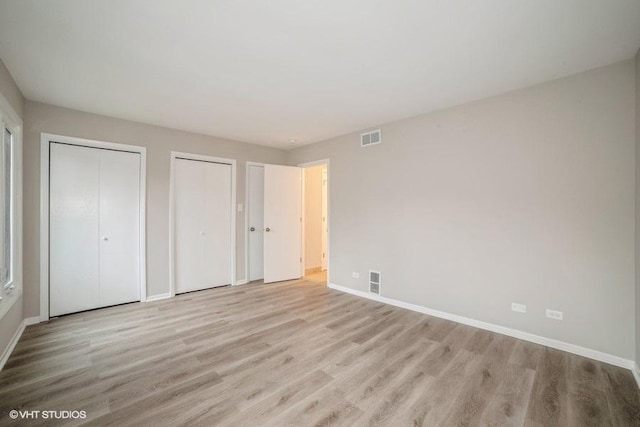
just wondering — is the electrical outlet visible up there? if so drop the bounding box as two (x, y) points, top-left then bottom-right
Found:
(511, 303), (526, 313)
(352, 272), (360, 279)
(546, 309), (563, 320)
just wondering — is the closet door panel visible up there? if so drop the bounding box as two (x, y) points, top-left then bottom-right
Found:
(174, 159), (206, 293)
(49, 144), (100, 316)
(99, 149), (141, 306)
(203, 162), (232, 287)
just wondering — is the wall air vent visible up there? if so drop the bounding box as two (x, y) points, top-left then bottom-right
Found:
(361, 129), (381, 147)
(369, 270), (381, 294)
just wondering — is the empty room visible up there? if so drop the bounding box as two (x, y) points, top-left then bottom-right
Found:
(1, 1), (640, 425)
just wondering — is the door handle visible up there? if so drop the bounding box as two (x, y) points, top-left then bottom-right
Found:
(265, 227), (271, 232)
(102, 236), (109, 241)
(250, 227), (255, 232)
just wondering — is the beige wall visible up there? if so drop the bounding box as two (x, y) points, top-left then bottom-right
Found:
(23, 101), (286, 317)
(288, 60), (636, 359)
(0, 59), (23, 119)
(304, 165), (324, 269)
(0, 58), (24, 360)
(0, 300), (23, 358)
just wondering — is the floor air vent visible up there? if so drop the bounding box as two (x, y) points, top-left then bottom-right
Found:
(361, 129), (381, 147)
(369, 270), (381, 294)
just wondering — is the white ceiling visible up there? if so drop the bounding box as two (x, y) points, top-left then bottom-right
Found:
(0, 1), (639, 149)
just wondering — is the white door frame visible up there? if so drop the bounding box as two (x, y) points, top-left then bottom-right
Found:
(244, 161), (264, 284)
(40, 133), (147, 322)
(169, 152), (236, 296)
(298, 159), (330, 282)
(321, 167), (328, 271)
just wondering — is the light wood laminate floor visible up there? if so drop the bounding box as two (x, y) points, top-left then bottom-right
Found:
(1, 279), (639, 426)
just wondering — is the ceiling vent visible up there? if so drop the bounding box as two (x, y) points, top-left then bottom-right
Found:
(369, 270), (381, 295)
(361, 129), (381, 147)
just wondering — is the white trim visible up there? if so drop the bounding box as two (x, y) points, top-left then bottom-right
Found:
(298, 159), (330, 283)
(328, 282), (635, 371)
(144, 293), (171, 302)
(300, 169), (306, 276)
(25, 316), (39, 325)
(245, 161), (264, 283)
(632, 362), (640, 389)
(39, 133), (148, 321)
(169, 152), (236, 296)
(235, 279), (248, 285)
(0, 316), (39, 371)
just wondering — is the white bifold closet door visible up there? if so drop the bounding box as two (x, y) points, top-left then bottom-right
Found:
(174, 158), (232, 293)
(49, 143), (141, 317)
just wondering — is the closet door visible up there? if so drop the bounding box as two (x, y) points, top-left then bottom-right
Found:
(174, 158), (231, 293)
(50, 144), (101, 316)
(99, 149), (141, 306)
(50, 143), (141, 317)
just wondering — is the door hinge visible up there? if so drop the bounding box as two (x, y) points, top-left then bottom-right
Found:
(300, 257), (302, 262)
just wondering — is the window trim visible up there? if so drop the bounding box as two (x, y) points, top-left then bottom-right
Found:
(1, 127), (13, 289)
(0, 92), (23, 322)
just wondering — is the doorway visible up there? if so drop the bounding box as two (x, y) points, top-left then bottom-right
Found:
(246, 162), (303, 284)
(301, 161), (329, 284)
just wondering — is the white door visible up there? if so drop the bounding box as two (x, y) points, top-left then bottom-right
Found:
(50, 143), (141, 316)
(321, 167), (328, 271)
(263, 164), (302, 283)
(248, 165), (264, 281)
(99, 150), (141, 306)
(174, 158), (232, 293)
(50, 144), (100, 316)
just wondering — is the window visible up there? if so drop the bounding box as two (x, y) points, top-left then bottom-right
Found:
(0, 127), (11, 287)
(0, 96), (20, 322)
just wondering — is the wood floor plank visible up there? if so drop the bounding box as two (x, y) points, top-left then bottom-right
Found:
(525, 347), (570, 426)
(480, 364), (536, 427)
(0, 279), (638, 427)
(440, 334), (517, 426)
(566, 356), (611, 426)
(601, 363), (640, 426)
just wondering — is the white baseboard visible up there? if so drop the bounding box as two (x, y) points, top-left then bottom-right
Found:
(144, 293), (171, 302)
(632, 362), (640, 389)
(25, 316), (40, 326)
(328, 282), (635, 372)
(0, 316), (40, 371)
(234, 279), (248, 286)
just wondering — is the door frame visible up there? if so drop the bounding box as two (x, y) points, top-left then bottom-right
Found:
(244, 161), (264, 284)
(321, 167), (328, 271)
(299, 159), (330, 283)
(40, 133), (147, 322)
(169, 151), (236, 297)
